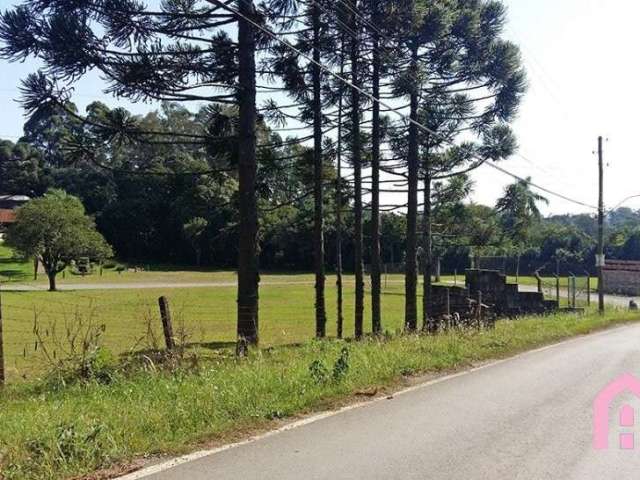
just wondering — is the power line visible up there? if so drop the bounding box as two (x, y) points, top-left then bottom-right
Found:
(222, 1), (599, 211)
(607, 194), (640, 214)
(485, 162), (597, 210)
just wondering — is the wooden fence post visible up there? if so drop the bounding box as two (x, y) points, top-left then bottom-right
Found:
(158, 296), (175, 351)
(585, 271), (591, 306)
(535, 271), (543, 294)
(445, 288), (451, 316)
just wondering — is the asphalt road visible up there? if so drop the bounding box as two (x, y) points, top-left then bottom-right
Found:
(122, 323), (640, 480)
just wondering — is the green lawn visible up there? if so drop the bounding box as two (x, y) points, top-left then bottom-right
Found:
(2, 281), (412, 381)
(0, 308), (638, 480)
(0, 244), (34, 283)
(0, 260), (597, 382)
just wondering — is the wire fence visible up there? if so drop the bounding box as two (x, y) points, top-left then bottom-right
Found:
(0, 300), (236, 382)
(0, 277), (415, 383)
(0, 268), (595, 384)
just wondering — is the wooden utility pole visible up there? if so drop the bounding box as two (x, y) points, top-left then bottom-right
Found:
(597, 136), (605, 314)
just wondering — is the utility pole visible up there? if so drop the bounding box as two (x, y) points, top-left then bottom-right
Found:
(597, 136), (605, 315)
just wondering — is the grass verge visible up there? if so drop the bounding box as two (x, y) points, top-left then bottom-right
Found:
(0, 308), (638, 480)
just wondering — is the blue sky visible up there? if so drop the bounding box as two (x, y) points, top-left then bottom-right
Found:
(0, 0), (637, 215)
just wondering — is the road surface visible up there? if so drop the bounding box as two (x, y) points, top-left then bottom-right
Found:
(121, 323), (640, 480)
(520, 283), (633, 308)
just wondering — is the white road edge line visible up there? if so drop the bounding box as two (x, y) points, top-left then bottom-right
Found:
(116, 323), (635, 479)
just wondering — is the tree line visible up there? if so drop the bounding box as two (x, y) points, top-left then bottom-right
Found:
(0, 0), (545, 347)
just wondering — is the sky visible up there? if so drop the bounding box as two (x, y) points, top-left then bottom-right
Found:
(0, 0), (638, 216)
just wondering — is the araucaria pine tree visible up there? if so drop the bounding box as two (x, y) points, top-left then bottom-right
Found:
(0, 0), (265, 346)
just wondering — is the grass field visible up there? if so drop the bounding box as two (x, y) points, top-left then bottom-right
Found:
(1, 308), (638, 480)
(1, 276), (594, 382)
(2, 281), (412, 381)
(0, 244), (34, 283)
(0, 243), (599, 382)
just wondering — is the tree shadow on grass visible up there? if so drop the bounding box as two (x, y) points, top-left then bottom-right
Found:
(189, 341), (237, 351)
(0, 268), (31, 282)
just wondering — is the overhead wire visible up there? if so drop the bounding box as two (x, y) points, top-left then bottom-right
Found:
(220, 1), (599, 211)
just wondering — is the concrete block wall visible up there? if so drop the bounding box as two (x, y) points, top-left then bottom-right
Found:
(428, 285), (470, 317)
(466, 269), (557, 317)
(603, 269), (640, 296)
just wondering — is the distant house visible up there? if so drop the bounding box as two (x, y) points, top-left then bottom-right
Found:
(0, 195), (30, 233)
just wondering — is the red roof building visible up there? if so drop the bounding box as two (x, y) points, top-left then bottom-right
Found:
(0, 209), (16, 225)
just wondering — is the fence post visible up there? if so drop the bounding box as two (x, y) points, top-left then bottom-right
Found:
(0, 281), (4, 386)
(585, 271), (591, 306)
(534, 271), (543, 294)
(445, 288), (451, 316)
(477, 290), (483, 328)
(454, 269), (457, 287)
(572, 276), (577, 309)
(555, 275), (560, 306)
(158, 296), (176, 351)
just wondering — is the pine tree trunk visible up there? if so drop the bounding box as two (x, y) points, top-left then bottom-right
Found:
(335, 34), (346, 340)
(422, 172), (434, 332)
(236, 0), (259, 346)
(311, 3), (326, 338)
(370, 0), (382, 336)
(350, 4), (364, 339)
(404, 40), (419, 332)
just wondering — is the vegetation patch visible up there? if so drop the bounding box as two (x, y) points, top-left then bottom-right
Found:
(0, 309), (637, 480)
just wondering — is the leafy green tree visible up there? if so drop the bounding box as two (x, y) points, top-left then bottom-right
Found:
(496, 177), (549, 247)
(0, 140), (45, 195)
(429, 175), (474, 278)
(183, 217), (209, 267)
(6, 190), (112, 291)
